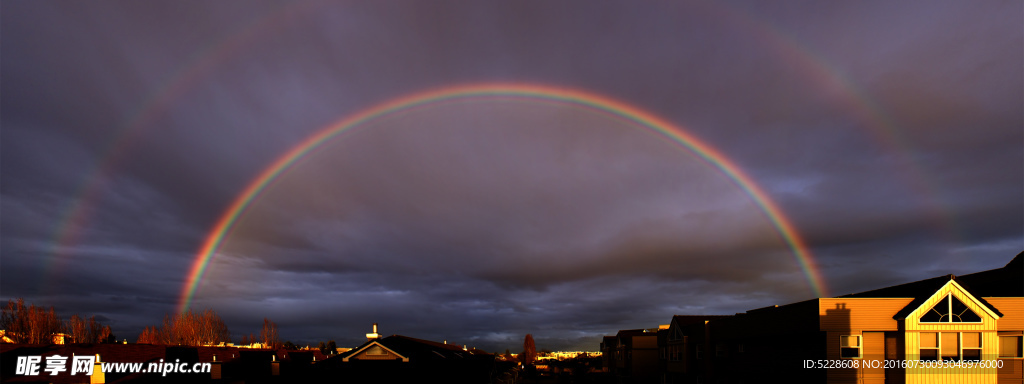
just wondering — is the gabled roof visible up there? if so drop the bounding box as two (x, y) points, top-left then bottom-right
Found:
(836, 252), (1021, 300)
(336, 335), (487, 363)
(615, 329), (654, 347)
(892, 278), (1002, 320)
(601, 336), (618, 349)
(670, 315), (732, 326)
(838, 274), (955, 299)
(835, 253), (1023, 319)
(390, 335), (466, 353)
(956, 251), (1023, 297)
(341, 339), (409, 362)
(838, 274), (1003, 319)
(615, 329), (647, 337)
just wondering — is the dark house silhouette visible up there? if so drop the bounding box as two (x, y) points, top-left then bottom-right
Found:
(315, 327), (495, 384)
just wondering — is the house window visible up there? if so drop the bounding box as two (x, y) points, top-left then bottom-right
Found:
(716, 343), (727, 357)
(940, 332), (960, 361)
(962, 333), (982, 361)
(668, 346), (680, 362)
(696, 343), (703, 359)
(920, 333), (938, 361)
(1000, 335), (1023, 358)
(840, 335), (861, 358)
(923, 332), (982, 361)
(920, 294), (982, 323)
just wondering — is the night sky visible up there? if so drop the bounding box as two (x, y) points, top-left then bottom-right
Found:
(2, 1), (1021, 352)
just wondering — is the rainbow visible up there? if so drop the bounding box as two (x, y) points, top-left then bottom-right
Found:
(716, 3), (956, 238)
(42, 1), (323, 289)
(178, 83), (829, 314)
(47, 2), (953, 301)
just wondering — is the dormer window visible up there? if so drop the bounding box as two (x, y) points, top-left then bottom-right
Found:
(920, 294), (981, 323)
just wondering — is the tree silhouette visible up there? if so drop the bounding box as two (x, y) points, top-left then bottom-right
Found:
(1, 298), (114, 344)
(522, 334), (537, 365)
(1, 299), (63, 343)
(138, 326), (160, 344)
(261, 318), (279, 349)
(136, 309), (230, 346)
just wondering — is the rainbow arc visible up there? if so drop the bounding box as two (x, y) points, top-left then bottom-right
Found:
(178, 83), (829, 314)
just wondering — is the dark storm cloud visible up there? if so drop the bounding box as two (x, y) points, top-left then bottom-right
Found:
(2, 1), (1020, 352)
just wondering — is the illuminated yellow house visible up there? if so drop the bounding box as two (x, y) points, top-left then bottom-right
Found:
(653, 252), (1022, 384)
(896, 279), (1006, 383)
(823, 253), (1023, 384)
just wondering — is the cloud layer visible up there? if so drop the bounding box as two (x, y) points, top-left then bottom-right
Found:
(2, 1), (1020, 351)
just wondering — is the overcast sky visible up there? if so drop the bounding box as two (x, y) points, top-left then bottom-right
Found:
(2, 1), (1021, 352)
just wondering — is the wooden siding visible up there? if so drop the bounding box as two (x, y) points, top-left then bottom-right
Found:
(864, 331), (886, 383)
(819, 298), (914, 331)
(823, 331), (891, 383)
(633, 335), (658, 349)
(985, 298), (1024, 331)
(902, 331), (1000, 383)
(904, 365), (998, 384)
(826, 331), (860, 383)
(904, 281), (999, 383)
(998, 358), (1023, 384)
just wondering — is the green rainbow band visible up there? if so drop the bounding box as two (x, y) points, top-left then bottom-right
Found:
(178, 83), (828, 314)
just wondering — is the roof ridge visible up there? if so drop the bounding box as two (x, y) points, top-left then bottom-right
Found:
(391, 335), (463, 351)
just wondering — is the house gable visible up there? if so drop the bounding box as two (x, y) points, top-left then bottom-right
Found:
(667, 315), (731, 340)
(667, 318), (687, 341)
(899, 279), (1004, 382)
(902, 279), (1000, 329)
(342, 341), (409, 362)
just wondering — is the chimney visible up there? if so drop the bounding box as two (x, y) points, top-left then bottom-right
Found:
(365, 323), (380, 341)
(91, 354), (105, 384)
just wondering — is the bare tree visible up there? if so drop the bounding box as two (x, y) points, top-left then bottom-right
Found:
(1, 299), (65, 344)
(138, 309), (230, 346)
(260, 318), (279, 349)
(137, 326), (159, 344)
(68, 314), (88, 343)
(65, 314), (113, 343)
(0, 299), (115, 345)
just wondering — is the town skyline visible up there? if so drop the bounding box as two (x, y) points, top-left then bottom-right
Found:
(2, 1), (1021, 353)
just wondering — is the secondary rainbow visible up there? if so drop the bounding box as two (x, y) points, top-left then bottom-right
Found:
(178, 83), (829, 314)
(44, 1), (324, 288)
